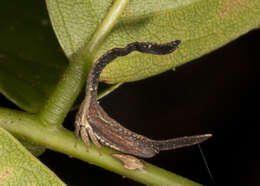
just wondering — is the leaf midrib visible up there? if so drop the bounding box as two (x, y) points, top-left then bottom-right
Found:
(77, 0), (130, 63)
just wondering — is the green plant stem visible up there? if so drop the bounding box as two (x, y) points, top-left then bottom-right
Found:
(17, 0), (200, 185)
(0, 107), (201, 186)
(38, 0), (129, 127)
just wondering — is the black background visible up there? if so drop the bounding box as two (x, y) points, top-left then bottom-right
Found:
(1, 28), (259, 186)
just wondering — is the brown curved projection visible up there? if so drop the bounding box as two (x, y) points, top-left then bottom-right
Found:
(75, 40), (211, 158)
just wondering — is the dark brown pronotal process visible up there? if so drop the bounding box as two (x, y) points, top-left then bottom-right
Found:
(75, 40), (212, 158)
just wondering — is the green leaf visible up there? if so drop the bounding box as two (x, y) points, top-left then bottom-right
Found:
(46, 0), (114, 60)
(15, 137), (46, 157)
(0, 0), (122, 113)
(0, 127), (65, 185)
(47, 0), (260, 84)
(0, 0), (67, 113)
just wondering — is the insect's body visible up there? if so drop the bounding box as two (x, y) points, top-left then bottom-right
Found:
(75, 40), (211, 158)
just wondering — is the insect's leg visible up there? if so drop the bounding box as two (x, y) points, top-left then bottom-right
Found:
(87, 125), (102, 149)
(74, 99), (86, 138)
(74, 122), (81, 148)
(74, 99), (86, 147)
(80, 126), (90, 151)
(87, 126), (102, 155)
